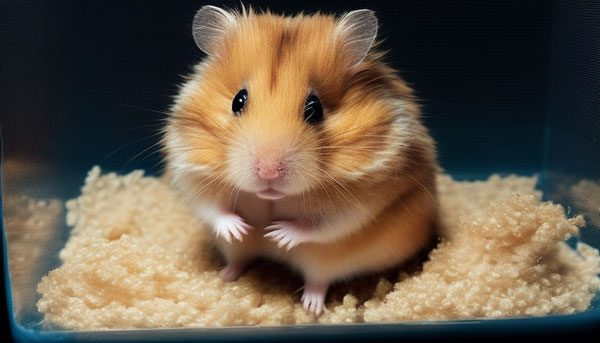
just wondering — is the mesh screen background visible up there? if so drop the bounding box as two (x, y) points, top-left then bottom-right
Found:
(545, 0), (600, 252)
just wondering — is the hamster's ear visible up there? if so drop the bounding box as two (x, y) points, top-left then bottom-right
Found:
(337, 9), (378, 68)
(192, 5), (237, 55)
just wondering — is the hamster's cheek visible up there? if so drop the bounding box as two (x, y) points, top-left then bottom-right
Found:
(224, 143), (262, 192)
(278, 151), (321, 196)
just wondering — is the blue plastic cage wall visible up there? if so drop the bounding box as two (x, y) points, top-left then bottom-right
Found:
(1, 0), (599, 341)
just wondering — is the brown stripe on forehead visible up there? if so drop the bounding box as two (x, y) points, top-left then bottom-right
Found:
(270, 27), (298, 92)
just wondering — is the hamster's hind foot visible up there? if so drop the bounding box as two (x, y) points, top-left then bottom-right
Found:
(219, 259), (252, 282)
(301, 281), (329, 315)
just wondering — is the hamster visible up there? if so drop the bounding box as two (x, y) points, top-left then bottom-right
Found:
(162, 5), (439, 315)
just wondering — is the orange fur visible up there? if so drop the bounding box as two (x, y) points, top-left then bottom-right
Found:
(163, 7), (439, 314)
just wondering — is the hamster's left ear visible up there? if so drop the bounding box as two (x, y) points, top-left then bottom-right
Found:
(192, 5), (237, 55)
(337, 9), (378, 68)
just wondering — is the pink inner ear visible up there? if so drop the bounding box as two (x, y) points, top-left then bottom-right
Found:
(338, 9), (378, 68)
(192, 5), (236, 55)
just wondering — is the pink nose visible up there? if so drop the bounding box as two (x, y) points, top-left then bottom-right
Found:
(257, 158), (284, 180)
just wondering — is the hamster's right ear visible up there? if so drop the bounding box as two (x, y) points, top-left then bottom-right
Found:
(337, 9), (378, 68)
(192, 5), (237, 55)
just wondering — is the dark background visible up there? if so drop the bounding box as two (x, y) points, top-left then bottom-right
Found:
(0, 0), (551, 180)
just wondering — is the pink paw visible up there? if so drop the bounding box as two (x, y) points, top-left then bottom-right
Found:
(219, 261), (248, 282)
(301, 282), (328, 315)
(214, 214), (252, 243)
(264, 220), (309, 250)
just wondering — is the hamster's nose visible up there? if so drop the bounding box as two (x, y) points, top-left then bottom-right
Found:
(257, 156), (284, 181)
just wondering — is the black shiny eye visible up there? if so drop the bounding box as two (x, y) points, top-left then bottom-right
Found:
(232, 89), (248, 115)
(303, 94), (323, 125)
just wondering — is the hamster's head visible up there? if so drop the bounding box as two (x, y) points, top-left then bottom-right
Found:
(166, 6), (419, 201)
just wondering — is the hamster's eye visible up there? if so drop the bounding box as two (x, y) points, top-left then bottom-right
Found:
(232, 89), (248, 115)
(303, 94), (323, 125)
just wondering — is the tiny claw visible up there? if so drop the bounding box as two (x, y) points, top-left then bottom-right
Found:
(264, 224), (281, 231)
(264, 220), (307, 250)
(230, 229), (242, 241)
(215, 213), (252, 243)
(301, 282), (328, 315)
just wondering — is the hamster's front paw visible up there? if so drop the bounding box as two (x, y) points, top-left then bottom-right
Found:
(214, 213), (252, 243)
(264, 220), (311, 250)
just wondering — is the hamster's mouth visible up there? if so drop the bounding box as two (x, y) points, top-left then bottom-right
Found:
(256, 188), (286, 200)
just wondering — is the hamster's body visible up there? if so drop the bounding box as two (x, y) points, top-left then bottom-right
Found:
(163, 6), (439, 315)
